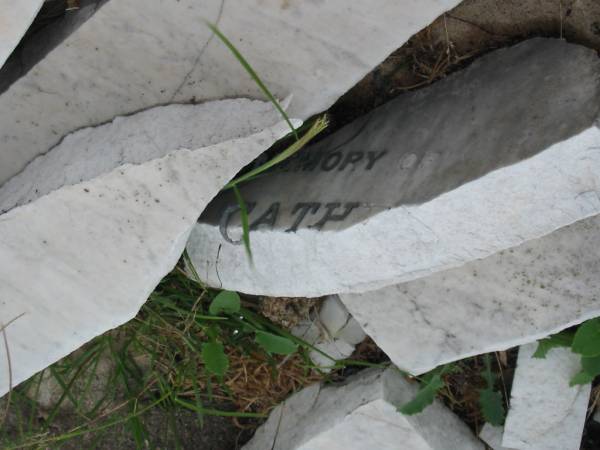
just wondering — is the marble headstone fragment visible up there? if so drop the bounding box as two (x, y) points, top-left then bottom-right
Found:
(0, 0), (44, 68)
(291, 296), (366, 370)
(189, 39), (600, 297)
(479, 425), (517, 450)
(0, 106), (300, 397)
(243, 367), (484, 450)
(340, 214), (600, 375)
(0, 98), (286, 213)
(502, 344), (590, 450)
(0, 0), (461, 186)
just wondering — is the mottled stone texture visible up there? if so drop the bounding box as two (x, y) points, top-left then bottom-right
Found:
(503, 344), (590, 450)
(340, 214), (600, 374)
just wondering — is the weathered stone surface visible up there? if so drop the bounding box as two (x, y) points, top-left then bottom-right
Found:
(0, 98), (285, 213)
(189, 38), (600, 297)
(291, 296), (365, 370)
(0, 0), (44, 69)
(0, 0), (461, 186)
(503, 344), (590, 450)
(0, 110), (299, 397)
(340, 214), (600, 375)
(243, 367), (484, 450)
(479, 425), (517, 450)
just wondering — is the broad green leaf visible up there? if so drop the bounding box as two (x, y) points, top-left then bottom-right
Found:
(209, 291), (241, 316)
(569, 354), (600, 386)
(572, 319), (600, 357)
(201, 342), (229, 377)
(581, 353), (600, 376)
(533, 332), (574, 358)
(569, 370), (595, 386)
(255, 331), (297, 355)
(479, 389), (505, 426)
(398, 373), (445, 415)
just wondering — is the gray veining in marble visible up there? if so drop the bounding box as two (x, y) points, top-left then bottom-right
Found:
(340, 213), (600, 375)
(243, 367), (483, 450)
(188, 39), (600, 297)
(0, 108), (299, 397)
(0, 0), (461, 186)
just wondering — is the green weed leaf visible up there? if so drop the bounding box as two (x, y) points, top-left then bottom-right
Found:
(572, 319), (600, 357)
(398, 373), (445, 415)
(201, 342), (229, 377)
(569, 370), (595, 386)
(255, 331), (297, 355)
(209, 291), (241, 316)
(533, 332), (574, 358)
(479, 389), (505, 426)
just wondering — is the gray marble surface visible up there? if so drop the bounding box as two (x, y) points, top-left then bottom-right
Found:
(188, 39), (600, 297)
(0, 0), (44, 69)
(340, 213), (600, 375)
(0, 109), (298, 397)
(243, 367), (483, 450)
(503, 344), (590, 450)
(0, 0), (460, 186)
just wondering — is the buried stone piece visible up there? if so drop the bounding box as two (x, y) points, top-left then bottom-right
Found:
(0, 0), (44, 69)
(243, 367), (484, 450)
(188, 38), (600, 297)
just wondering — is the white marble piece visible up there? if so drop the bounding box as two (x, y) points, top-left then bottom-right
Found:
(189, 39), (600, 297)
(340, 213), (600, 375)
(0, 0), (44, 69)
(0, 116), (299, 397)
(291, 296), (365, 370)
(243, 367), (484, 450)
(479, 425), (517, 450)
(0, 0), (462, 186)
(502, 344), (590, 450)
(0, 98), (286, 213)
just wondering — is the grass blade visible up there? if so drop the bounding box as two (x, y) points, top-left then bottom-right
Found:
(205, 20), (298, 139)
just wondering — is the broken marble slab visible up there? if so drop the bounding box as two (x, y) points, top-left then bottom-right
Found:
(0, 112), (300, 397)
(243, 367), (484, 450)
(0, 0), (461, 186)
(189, 38), (600, 297)
(479, 425), (516, 450)
(340, 213), (600, 375)
(291, 296), (366, 370)
(0, 97), (287, 213)
(0, 0), (44, 69)
(503, 344), (590, 450)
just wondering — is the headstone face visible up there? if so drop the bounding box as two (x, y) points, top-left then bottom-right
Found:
(502, 344), (590, 450)
(0, 105), (299, 397)
(243, 367), (484, 450)
(0, 0), (461, 186)
(0, 0), (44, 68)
(340, 213), (600, 375)
(188, 38), (600, 297)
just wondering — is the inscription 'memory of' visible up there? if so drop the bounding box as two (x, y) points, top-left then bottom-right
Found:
(218, 201), (360, 244)
(281, 150), (388, 172)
